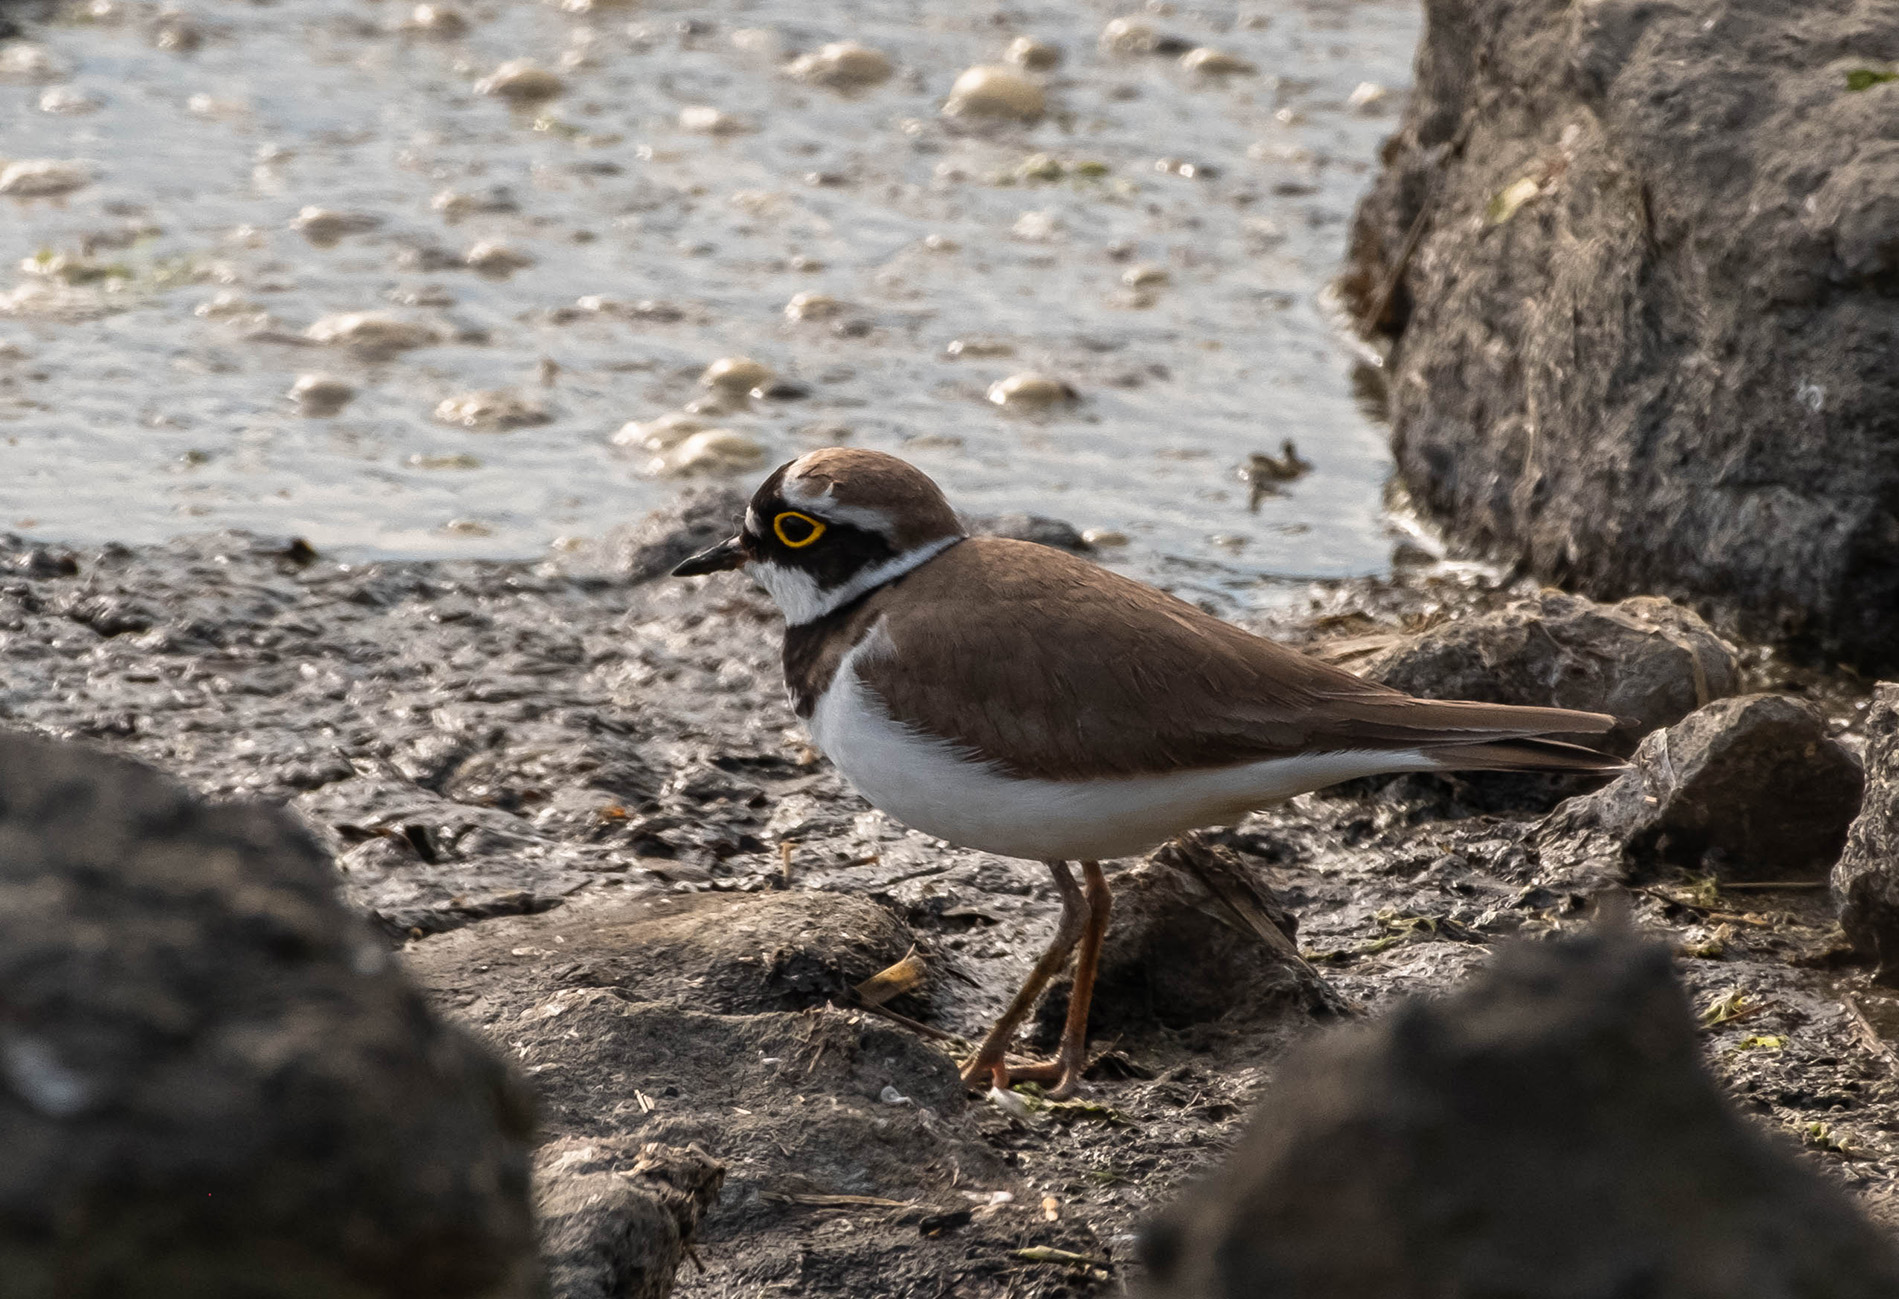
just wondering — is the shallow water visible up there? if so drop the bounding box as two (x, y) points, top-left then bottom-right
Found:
(1, 0), (1417, 596)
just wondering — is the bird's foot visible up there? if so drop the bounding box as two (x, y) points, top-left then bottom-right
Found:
(959, 1052), (1087, 1100)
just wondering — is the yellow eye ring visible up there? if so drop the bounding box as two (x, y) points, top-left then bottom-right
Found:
(773, 511), (826, 548)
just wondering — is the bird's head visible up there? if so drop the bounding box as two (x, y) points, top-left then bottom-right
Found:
(671, 448), (964, 624)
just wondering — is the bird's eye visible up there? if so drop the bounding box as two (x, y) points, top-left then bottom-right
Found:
(773, 511), (826, 548)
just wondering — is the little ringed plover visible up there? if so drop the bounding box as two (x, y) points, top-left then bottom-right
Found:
(673, 449), (1624, 1097)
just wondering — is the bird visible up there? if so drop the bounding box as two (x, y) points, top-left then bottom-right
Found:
(672, 448), (1625, 1097)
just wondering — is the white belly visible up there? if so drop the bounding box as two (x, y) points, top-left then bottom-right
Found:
(805, 638), (1436, 862)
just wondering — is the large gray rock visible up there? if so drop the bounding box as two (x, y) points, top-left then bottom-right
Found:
(1139, 930), (1899, 1298)
(1539, 693), (1864, 881)
(1834, 683), (1899, 982)
(1363, 591), (1740, 754)
(1343, 0), (1899, 671)
(0, 730), (538, 1297)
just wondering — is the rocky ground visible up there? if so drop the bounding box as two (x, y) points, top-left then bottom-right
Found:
(4, 511), (1898, 1296)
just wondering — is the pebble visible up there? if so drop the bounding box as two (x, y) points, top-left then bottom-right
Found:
(464, 241), (533, 277)
(291, 207), (378, 247)
(1181, 47), (1256, 75)
(942, 65), (1044, 121)
(433, 390), (551, 432)
(679, 105), (747, 135)
(406, 3), (468, 35)
(476, 60), (564, 103)
(1099, 17), (1158, 55)
(784, 291), (845, 322)
(304, 312), (440, 356)
(611, 411), (707, 452)
(786, 41), (893, 90)
(1081, 528), (1129, 547)
(922, 234), (960, 252)
(1004, 36), (1062, 70)
(644, 428), (769, 477)
(193, 290), (259, 318)
(701, 356), (773, 395)
(987, 372), (1077, 409)
(1347, 80), (1389, 112)
(945, 338), (1015, 359)
(1121, 263), (1170, 288)
(1011, 210), (1062, 242)
(288, 373), (356, 417)
(0, 43), (63, 81)
(729, 28), (783, 58)
(0, 159), (92, 199)
(38, 87), (100, 114)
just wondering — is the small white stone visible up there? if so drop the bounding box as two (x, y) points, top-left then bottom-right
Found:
(290, 206), (377, 247)
(305, 312), (439, 355)
(1098, 17), (1157, 55)
(433, 389), (551, 431)
(645, 428), (768, 477)
(700, 356), (772, 394)
(611, 411), (708, 451)
(407, 3), (468, 35)
(1181, 47), (1255, 75)
(922, 233), (960, 253)
(288, 373), (356, 416)
(1004, 36), (1061, 70)
(729, 28), (783, 58)
(0, 159), (91, 199)
(678, 105), (746, 135)
(193, 290), (257, 318)
(942, 65), (1044, 121)
(1081, 528), (1129, 547)
(38, 86), (100, 114)
(987, 372), (1076, 408)
(476, 60), (563, 103)
(1347, 80), (1388, 111)
(1011, 210), (1061, 242)
(1121, 263), (1169, 288)
(784, 291), (844, 322)
(786, 41), (893, 90)
(464, 241), (533, 277)
(0, 43), (64, 82)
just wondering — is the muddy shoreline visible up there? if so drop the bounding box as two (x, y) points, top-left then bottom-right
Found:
(4, 522), (1895, 1294)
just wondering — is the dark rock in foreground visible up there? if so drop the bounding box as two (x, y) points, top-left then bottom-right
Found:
(1363, 592), (1739, 754)
(1036, 835), (1341, 1044)
(1539, 693), (1864, 880)
(1139, 930), (1899, 1298)
(1834, 683), (1899, 982)
(536, 1138), (724, 1299)
(0, 730), (538, 1298)
(1344, 0), (1899, 670)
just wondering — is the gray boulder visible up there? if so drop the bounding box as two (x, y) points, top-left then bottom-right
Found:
(1362, 591), (1740, 754)
(1343, 0), (1899, 670)
(1539, 693), (1864, 880)
(1139, 930), (1899, 1298)
(1834, 683), (1899, 981)
(0, 730), (538, 1298)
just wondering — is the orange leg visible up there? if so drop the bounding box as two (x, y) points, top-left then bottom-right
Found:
(960, 860), (1085, 1091)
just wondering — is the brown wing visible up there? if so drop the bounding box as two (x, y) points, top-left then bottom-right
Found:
(851, 538), (1615, 781)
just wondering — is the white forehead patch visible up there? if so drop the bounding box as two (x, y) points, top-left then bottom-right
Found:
(779, 462), (899, 539)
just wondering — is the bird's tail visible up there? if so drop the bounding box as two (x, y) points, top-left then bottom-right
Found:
(1423, 734), (1628, 775)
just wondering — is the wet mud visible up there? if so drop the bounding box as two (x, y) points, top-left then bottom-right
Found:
(5, 526), (1896, 1295)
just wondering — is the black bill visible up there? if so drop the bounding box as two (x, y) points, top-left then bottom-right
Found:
(670, 535), (746, 577)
